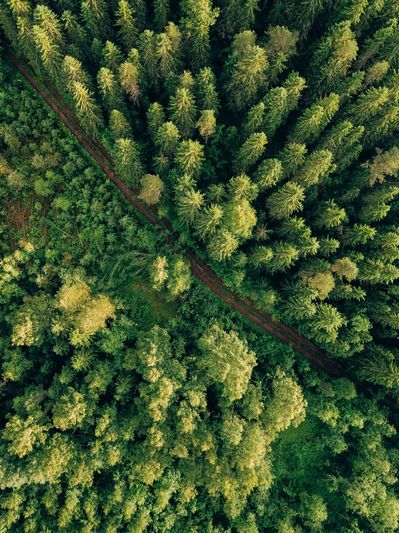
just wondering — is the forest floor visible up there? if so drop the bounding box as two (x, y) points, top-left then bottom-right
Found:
(7, 52), (343, 377)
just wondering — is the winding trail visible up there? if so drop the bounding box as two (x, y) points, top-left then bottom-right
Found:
(8, 51), (343, 377)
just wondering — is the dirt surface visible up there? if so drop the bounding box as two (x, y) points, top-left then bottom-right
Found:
(9, 52), (343, 377)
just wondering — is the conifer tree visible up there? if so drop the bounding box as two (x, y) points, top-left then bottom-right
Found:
(250, 246), (274, 269)
(114, 138), (143, 186)
(156, 32), (179, 80)
(175, 140), (204, 175)
(207, 228), (239, 261)
(102, 40), (124, 74)
(195, 67), (219, 111)
(222, 198), (257, 239)
(138, 29), (158, 86)
(235, 132), (267, 172)
(267, 241), (299, 272)
(309, 21), (358, 94)
(154, 0), (170, 31)
(119, 57), (141, 105)
(264, 26), (299, 82)
(109, 109), (131, 139)
(70, 81), (103, 133)
(243, 102), (265, 136)
(168, 87), (197, 138)
(147, 102), (166, 140)
(315, 200), (347, 229)
(279, 143), (308, 177)
(155, 121), (180, 155)
(254, 159), (283, 190)
(290, 94), (340, 145)
(177, 189), (205, 224)
(225, 31), (268, 111)
(196, 110), (216, 142)
(195, 204), (223, 239)
(115, 0), (138, 51)
(81, 0), (111, 39)
(219, 0), (259, 36)
(317, 120), (364, 172)
(293, 150), (334, 188)
(97, 67), (123, 111)
(267, 181), (305, 219)
(228, 174), (258, 201)
(180, 0), (219, 70)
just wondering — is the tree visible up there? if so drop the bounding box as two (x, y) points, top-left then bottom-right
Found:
(309, 21), (358, 94)
(228, 174), (258, 200)
(149, 256), (169, 290)
(109, 109), (131, 139)
(219, 0), (260, 36)
(331, 257), (358, 281)
(207, 228), (239, 261)
(114, 138), (143, 186)
(166, 255), (192, 297)
(195, 67), (219, 111)
(225, 31), (268, 111)
(102, 40), (124, 74)
(155, 121), (180, 155)
(154, 0), (170, 31)
(249, 246), (274, 268)
(194, 204), (223, 239)
(265, 26), (299, 82)
(180, 0), (219, 70)
(279, 143), (307, 177)
(70, 81), (103, 133)
(267, 241), (299, 272)
(97, 67), (123, 110)
(197, 324), (257, 403)
(168, 87), (197, 138)
(234, 132), (267, 172)
(317, 120), (364, 172)
(267, 181), (305, 219)
(196, 109), (216, 141)
(222, 197), (257, 239)
(175, 140), (204, 175)
(119, 58), (141, 105)
(177, 188), (205, 224)
(138, 174), (165, 205)
(293, 150), (334, 188)
(147, 102), (166, 140)
(243, 102), (265, 136)
(115, 0), (138, 51)
(290, 93), (340, 145)
(315, 200), (347, 229)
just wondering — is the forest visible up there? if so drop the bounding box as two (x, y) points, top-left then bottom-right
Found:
(0, 0), (399, 531)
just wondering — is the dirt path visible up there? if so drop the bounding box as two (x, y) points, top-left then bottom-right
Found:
(8, 52), (343, 378)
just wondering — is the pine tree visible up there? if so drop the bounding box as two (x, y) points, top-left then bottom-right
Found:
(119, 57), (141, 105)
(70, 81), (103, 133)
(315, 200), (347, 229)
(102, 40), (124, 74)
(219, 0), (259, 36)
(109, 109), (131, 139)
(222, 198), (257, 239)
(243, 102), (265, 136)
(114, 138), (143, 186)
(253, 159), (283, 190)
(291, 94), (340, 145)
(235, 132), (267, 172)
(293, 149), (334, 188)
(175, 140), (204, 175)
(225, 31), (268, 111)
(180, 0), (219, 70)
(196, 110), (216, 142)
(207, 228), (239, 261)
(155, 121), (180, 155)
(168, 87), (197, 138)
(147, 102), (166, 140)
(228, 174), (258, 201)
(115, 0), (138, 51)
(267, 181), (305, 219)
(154, 0), (170, 31)
(279, 143), (308, 177)
(317, 120), (364, 172)
(138, 29), (158, 86)
(264, 26), (299, 82)
(309, 21), (358, 94)
(97, 67), (123, 110)
(176, 188), (205, 224)
(267, 241), (299, 272)
(81, 0), (111, 39)
(156, 32), (179, 80)
(194, 204), (223, 239)
(196, 67), (219, 111)
(249, 246), (274, 269)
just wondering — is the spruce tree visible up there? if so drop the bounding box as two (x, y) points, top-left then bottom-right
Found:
(267, 182), (305, 219)
(168, 87), (197, 138)
(235, 132), (267, 172)
(115, 0), (138, 51)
